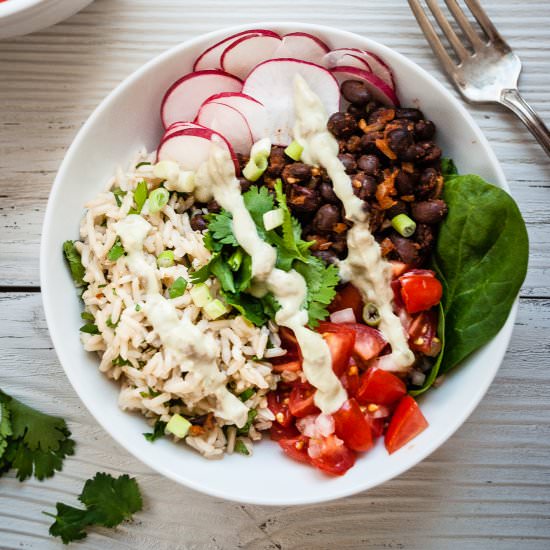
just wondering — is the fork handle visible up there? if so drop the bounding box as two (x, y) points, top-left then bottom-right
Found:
(499, 88), (550, 157)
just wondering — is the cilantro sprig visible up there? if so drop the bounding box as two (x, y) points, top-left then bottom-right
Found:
(191, 181), (339, 327)
(45, 473), (143, 544)
(0, 390), (75, 481)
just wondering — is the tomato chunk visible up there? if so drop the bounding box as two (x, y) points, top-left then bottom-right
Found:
(333, 398), (373, 452)
(270, 422), (300, 441)
(316, 322), (356, 376)
(340, 359), (361, 398)
(308, 434), (356, 476)
(356, 368), (407, 406)
(328, 283), (363, 321)
(278, 435), (311, 464)
(289, 382), (319, 418)
(344, 323), (387, 364)
(270, 359), (302, 373)
(385, 395), (429, 454)
(399, 270), (443, 314)
(267, 388), (293, 428)
(408, 309), (442, 357)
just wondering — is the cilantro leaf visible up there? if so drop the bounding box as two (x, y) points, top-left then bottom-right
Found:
(80, 323), (100, 335)
(112, 187), (127, 207)
(243, 185), (275, 227)
(210, 257), (236, 293)
(143, 419), (167, 442)
(222, 291), (267, 326)
(108, 238), (125, 261)
(0, 391), (75, 481)
(62, 241), (86, 287)
(168, 276), (187, 299)
(46, 473), (143, 544)
(133, 180), (148, 213)
(206, 211), (238, 246)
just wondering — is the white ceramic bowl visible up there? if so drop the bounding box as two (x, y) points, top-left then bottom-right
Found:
(0, 0), (93, 40)
(41, 22), (516, 506)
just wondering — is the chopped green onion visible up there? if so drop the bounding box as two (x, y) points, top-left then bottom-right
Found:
(263, 208), (284, 231)
(234, 439), (250, 455)
(153, 160), (179, 182)
(237, 409), (257, 435)
(112, 355), (131, 367)
(135, 304), (142, 312)
(81, 311), (94, 321)
(363, 302), (381, 327)
(165, 414), (191, 439)
(136, 161), (151, 169)
(80, 323), (99, 335)
(139, 386), (161, 398)
(391, 213), (417, 238)
(106, 316), (119, 329)
(168, 276), (187, 299)
(250, 137), (272, 162)
(108, 238), (125, 261)
(149, 187), (170, 213)
(190, 283), (212, 307)
(228, 248), (243, 271)
(284, 140), (304, 161)
(157, 250), (175, 268)
(243, 156), (268, 182)
(133, 180), (148, 213)
(239, 388), (255, 402)
(112, 187), (127, 207)
(204, 299), (229, 320)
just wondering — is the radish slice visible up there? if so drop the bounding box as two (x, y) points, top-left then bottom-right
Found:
(324, 48), (394, 89)
(221, 34), (282, 79)
(161, 122), (203, 144)
(196, 101), (253, 154)
(274, 32), (330, 65)
(193, 29), (281, 71)
(323, 50), (372, 72)
(157, 127), (238, 173)
(243, 58), (340, 145)
(161, 70), (242, 129)
(203, 92), (269, 141)
(330, 66), (399, 107)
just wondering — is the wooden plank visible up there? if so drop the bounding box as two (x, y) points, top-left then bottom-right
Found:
(0, 292), (549, 549)
(0, 0), (549, 293)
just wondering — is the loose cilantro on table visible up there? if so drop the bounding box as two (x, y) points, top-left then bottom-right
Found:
(45, 473), (143, 544)
(190, 181), (339, 327)
(0, 390), (75, 481)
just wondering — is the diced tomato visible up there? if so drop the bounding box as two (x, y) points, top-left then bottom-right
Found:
(399, 270), (443, 314)
(408, 309), (442, 357)
(316, 322), (356, 376)
(270, 359), (302, 373)
(270, 422), (300, 441)
(390, 261), (410, 278)
(344, 323), (387, 365)
(279, 326), (299, 349)
(289, 382), (319, 418)
(356, 368), (407, 406)
(328, 283), (363, 321)
(384, 395), (429, 454)
(267, 388), (293, 428)
(365, 412), (386, 439)
(333, 398), (374, 452)
(278, 435), (311, 464)
(308, 435), (356, 475)
(340, 359), (361, 398)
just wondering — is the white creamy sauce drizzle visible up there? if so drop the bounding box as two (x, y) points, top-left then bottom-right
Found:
(196, 143), (347, 414)
(292, 75), (414, 371)
(115, 214), (248, 427)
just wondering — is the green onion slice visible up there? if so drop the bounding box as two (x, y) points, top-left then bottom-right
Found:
(149, 187), (170, 213)
(284, 140), (304, 161)
(391, 213), (417, 238)
(157, 250), (175, 268)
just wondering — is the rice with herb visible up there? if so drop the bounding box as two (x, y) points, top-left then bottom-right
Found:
(73, 149), (283, 458)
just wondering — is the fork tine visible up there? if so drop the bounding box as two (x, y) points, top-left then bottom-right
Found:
(408, 0), (457, 75)
(443, 0), (484, 50)
(425, 0), (469, 61)
(463, 0), (505, 44)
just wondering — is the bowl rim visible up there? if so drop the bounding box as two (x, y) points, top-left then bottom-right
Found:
(40, 21), (516, 505)
(0, 0), (44, 17)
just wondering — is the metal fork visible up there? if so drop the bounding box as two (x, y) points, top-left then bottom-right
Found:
(408, 0), (550, 156)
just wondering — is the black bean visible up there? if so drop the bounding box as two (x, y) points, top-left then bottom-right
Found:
(357, 154), (380, 176)
(312, 249), (339, 265)
(415, 223), (435, 256)
(341, 80), (372, 105)
(346, 135), (363, 154)
(330, 234), (348, 255)
(394, 108), (424, 121)
(282, 163), (312, 185)
(338, 153), (357, 174)
(387, 128), (415, 157)
(390, 233), (420, 264)
(387, 200), (408, 219)
(207, 199), (221, 213)
(414, 120), (435, 140)
(312, 204), (341, 232)
(266, 146), (288, 177)
(417, 141), (442, 163)
(395, 169), (416, 195)
(417, 167), (441, 198)
(352, 172), (377, 200)
(287, 186), (321, 213)
(327, 112), (358, 138)
(319, 181), (339, 203)
(360, 131), (382, 153)
(411, 200), (448, 224)
(367, 107), (395, 125)
(346, 103), (364, 118)
(190, 214), (208, 232)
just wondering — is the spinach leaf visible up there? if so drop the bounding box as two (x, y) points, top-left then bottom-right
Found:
(433, 174), (528, 373)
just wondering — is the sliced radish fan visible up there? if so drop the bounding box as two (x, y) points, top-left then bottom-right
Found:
(274, 32), (329, 65)
(221, 34), (282, 79)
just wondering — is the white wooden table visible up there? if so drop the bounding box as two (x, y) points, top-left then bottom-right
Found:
(1, 1), (549, 548)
